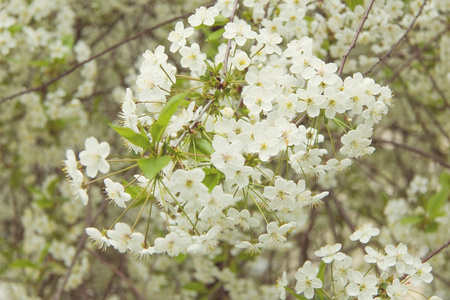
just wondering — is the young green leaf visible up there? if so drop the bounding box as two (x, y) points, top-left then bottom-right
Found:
(138, 156), (171, 181)
(151, 92), (190, 143)
(110, 123), (151, 150)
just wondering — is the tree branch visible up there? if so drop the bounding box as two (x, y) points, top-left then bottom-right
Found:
(337, 0), (376, 76)
(0, 7), (203, 105)
(364, 0), (428, 76)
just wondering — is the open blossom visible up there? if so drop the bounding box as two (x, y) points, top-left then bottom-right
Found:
(346, 271), (378, 300)
(295, 261), (322, 299)
(340, 125), (375, 158)
(223, 19), (257, 46)
(314, 243), (346, 263)
(349, 223), (380, 244)
(258, 222), (296, 248)
(104, 178), (132, 208)
(167, 21), (194, 53)
(107, 223), (144, 253)
(79, 137), (110, 178)
(188, 6), (219, 27)
(85, 227), (111, 251)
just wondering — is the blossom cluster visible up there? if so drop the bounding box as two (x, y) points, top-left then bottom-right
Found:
(1, 0), (449, 299)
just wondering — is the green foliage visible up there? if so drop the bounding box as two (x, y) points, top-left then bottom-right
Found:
(110, 123), (151, 150)
(151, 92), (190, 144)
(194, 137), (214, 156)
(202, 168), (223, 192)
(138, 156), (171, 181)
(345, 0), (364, 11)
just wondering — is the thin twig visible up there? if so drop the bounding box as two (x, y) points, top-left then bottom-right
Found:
(422, 239), (450, 263)
(52, 200), (108, 300)
(85, 247), (144, 300)
(0, 8), (202, 105)
(174, 100), (213, 147)
(364, 0), (428, 76)
(222, 0), (240, 75)
(382, 24), (450, 84)
(373, 138), (450, 169)
(337, 0), (376, 76)
(405, 38), (450, 109)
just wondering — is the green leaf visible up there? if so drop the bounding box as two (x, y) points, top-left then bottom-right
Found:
(110, 123), (151, 150)
(29, 60), (50, 67)
(400, 215), (423, 225)
(138, 156), (171, 181)
(425, 221), (439, 233)
(8, 24), (23, 35)
(213, 14), (229, 26)
(62, 35), (74, 48)
(36, 198), (53, 209)
(345, 0), (364, 11)
(183, 282), (208, 293)
(9, 259), (38, 269)
(46, 177), (59, 196)
(317, 261), (326, 282)
(207, 28), (225, 42)
(173, 253), (187, 263)
(151, 92), (189, 143)
(202, 172), (222, 192)
(425, 172), (449, 216)
(315, 261), (326, 300)
(285, 286), (308, 300)
(121, 179), (148, 208)
(194, 138), (215, 156)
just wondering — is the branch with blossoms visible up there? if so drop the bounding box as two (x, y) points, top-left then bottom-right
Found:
(59, 0), (448, 299)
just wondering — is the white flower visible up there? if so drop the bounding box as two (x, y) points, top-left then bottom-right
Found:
(63, 149), (82, 180)
(107, 223), (144, 253)
(79, 137), (110, 178)
(294, 261), (322, 299)
(227, 208), (260, 230)
(256, 28), (282, 54)
(167, 21), (194, 53)
(188, 6), (219, 27)
(104, 178), (132, 208)
(349, 223), (380, 244)
(263, 177), (297, 211)
(258, 222), (296, 248)
(187, 226), (221, 254)
(386, 279), (408, 300)
(223, 19), (257, 46)
(314, 243), (346, 263)
(276, 271), (288, 300)
(232, 51), (251, 71)
(179, 43), (206, 71)
(296, 86), (326, 118)
(385, 243), (414, 274)
(85, 227), (111, 251)
(340, 125), (375, 158)
(154, 231), (191, 257)
(364, 246), (396, 271)
(211, 135), (245, 173)
(409, 257), (433, 285)
(235, 240), (263, 255)
(346, 271), (378, 300)
(69, 173), (89, 205)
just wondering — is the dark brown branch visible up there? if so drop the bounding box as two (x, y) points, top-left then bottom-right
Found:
(382, 24), (450, 85)
(85, 247), (144, 300)
(422, 239), (450, 263)
(223, 0), (240, 75)
(52, 200), (108, 300)
(373, 138), (450, 169)
(337, 0), (376, 76)
(364, 0), (428, 76)
(0, 8), (201, 105)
